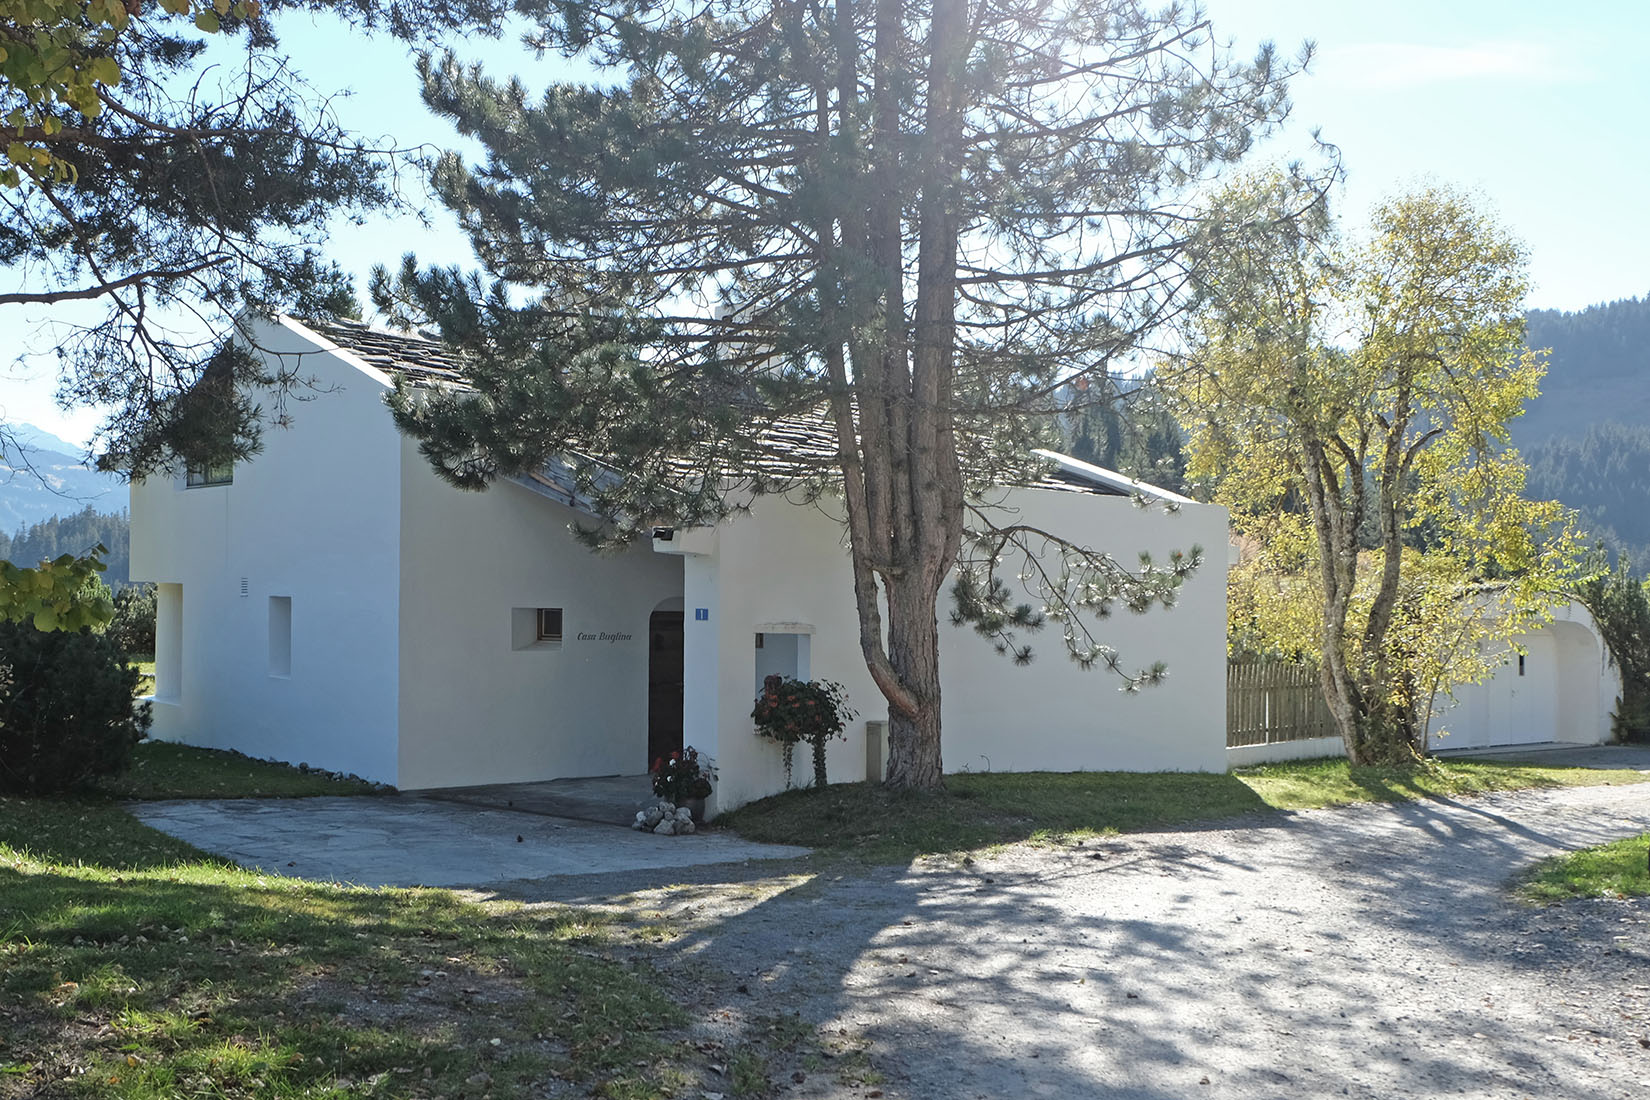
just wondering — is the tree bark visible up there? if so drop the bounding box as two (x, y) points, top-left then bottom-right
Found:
(1300, 436), (1371, 762)
(883, 572), (947, 789)
(876, 0), (968, 789)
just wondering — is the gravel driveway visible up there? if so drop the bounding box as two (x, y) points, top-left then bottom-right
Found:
(519, 783), (1650, 1100)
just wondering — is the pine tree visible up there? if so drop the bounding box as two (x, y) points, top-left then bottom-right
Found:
(1, 0), (509, 475)
(3, 507), (131, 588)
(378, 0), (1316, 789)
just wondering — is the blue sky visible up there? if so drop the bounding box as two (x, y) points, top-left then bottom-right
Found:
(4, 0), (1645, 447)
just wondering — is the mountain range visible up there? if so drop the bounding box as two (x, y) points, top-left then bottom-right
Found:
(0, 423), (129, 534)
(2, 294), (1648, 564)
(1520, 296), (1650, 564)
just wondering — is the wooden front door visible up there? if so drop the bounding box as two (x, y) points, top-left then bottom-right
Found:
(647, 610), (685, 769)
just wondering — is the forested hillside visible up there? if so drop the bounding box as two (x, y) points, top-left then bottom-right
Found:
(0, 423), (128, 530)
(1522, 297), (1650, 446)
(0, 507), (132, 587)
(1521, 296), (1650, 563)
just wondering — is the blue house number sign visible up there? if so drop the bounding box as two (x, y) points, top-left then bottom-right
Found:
(694, 608), (710, 621)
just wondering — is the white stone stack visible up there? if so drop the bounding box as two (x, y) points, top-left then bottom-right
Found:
(632, 801), (697, 835)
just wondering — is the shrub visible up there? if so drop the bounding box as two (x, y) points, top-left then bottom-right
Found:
(0, 550), (114, 632)
(752, 675), (855, 789)
(108, 583), (158, 656)
(0, 621), (151, 793)
(650, 746), (715, 804)
(1577, 555), (1650, 742)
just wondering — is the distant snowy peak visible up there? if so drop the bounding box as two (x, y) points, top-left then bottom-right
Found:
(4, 423), (86, 457)
(0, 422), (127, 533)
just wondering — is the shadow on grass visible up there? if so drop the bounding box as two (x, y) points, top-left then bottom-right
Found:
(0, 796), (212, 871)
(720, 771), (1276, 862)
(95, 741), (384, 801)
(0, 799), (688, 1099)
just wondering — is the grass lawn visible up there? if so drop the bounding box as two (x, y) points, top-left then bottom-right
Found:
(131, 659), (155, 698)
(99, 742), (382, 800)
(0, 747), (699, 1100)
(1521, 833), (1650, 902)
(723, 757), (1650, 862)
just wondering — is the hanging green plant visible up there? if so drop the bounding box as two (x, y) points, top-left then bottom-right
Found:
(752, 675), (855, 789)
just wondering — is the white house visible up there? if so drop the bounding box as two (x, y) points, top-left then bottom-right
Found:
(130, 315), (1231, 811)
(1428, 600), (1621, 752)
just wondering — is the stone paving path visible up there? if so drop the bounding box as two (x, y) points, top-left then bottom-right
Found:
(132, 795), (808, 886)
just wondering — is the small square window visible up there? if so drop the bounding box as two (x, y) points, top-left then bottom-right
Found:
(269, 596), (292, 678)
(513, 606), (563, 650)
(537, 607), (563, 644)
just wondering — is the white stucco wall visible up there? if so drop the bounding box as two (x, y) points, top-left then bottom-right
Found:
(938, 488), (1230, 777)
(679, 487), (1229, 811)
(128, 317), (404, 783)
(678, 499), (882, 810)
(1225, 736), (1346, 768)
(395, 463), (683, 790)
(1430, 600), (1619, 751)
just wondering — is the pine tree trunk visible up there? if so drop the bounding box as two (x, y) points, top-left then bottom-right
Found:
(818, 0), (964, 794)
(883, 576), (945, 789)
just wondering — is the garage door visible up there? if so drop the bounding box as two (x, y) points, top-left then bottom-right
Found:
(1436, 632), (1559, 750)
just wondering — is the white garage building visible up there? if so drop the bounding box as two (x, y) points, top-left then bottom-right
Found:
(1429, 600), (1621, 752)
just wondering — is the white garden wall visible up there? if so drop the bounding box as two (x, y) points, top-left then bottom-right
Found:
(1430, 600), (1619, 751)
(1225, 737), (1345, 768)
(675, 485), (1230, 812)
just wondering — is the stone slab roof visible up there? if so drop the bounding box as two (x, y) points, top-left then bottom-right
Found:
(307, 317), (1134, 499)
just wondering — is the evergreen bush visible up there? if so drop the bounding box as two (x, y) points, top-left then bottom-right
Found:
(108, 583), (158, 656)
(0, 621), (151, 793)
(1577, 555), (1650, 742)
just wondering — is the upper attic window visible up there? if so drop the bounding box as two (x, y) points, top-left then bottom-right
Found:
(185, 460), (233, 488)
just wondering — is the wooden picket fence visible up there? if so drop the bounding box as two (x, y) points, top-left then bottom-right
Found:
(1227, 659), (1337, 747)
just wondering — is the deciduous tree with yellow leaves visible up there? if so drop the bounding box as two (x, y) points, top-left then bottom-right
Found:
(1171, 176), (1581, 763)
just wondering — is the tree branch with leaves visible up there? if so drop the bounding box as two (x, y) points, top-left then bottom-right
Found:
(1170, 174), (1582, 762)
(2, 0), (511, 476)
(380, 0), (1318, 789)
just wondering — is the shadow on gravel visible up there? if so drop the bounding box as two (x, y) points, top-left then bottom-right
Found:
(487, 850), (1279, 1096)
(489, 788), (1650, 1099)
